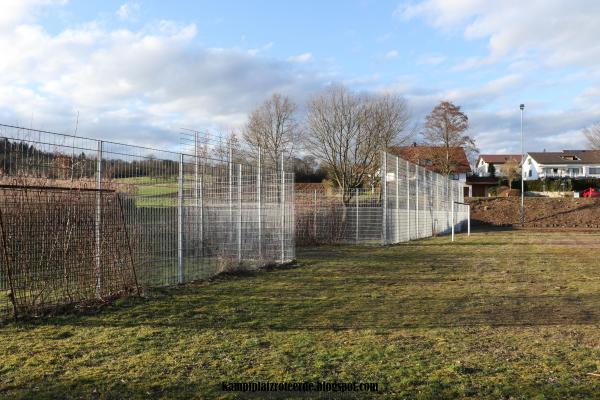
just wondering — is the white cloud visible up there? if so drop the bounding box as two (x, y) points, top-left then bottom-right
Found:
(247, 41), (273, 56)
(399, 0), (600, 69)
(117, 2), (141, 21)
(0, 5), (324, 148)
(394, 0), (600, 152)
(416, 53), (445, 65)
(287, 52), (313, 63)
(384, 50), (399, 60)
(0, 0), (66, 31)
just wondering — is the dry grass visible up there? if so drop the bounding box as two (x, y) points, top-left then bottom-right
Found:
(1, 230), (600, 398)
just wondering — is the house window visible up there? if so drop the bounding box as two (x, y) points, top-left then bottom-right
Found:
(589, 167), (600, 175)
(567, 168), (581, 175)
(528, 170), (532, 177)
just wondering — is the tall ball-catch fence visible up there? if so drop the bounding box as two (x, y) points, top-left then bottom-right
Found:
(295, 151), (469, 245)
(0, 124), (294, 320)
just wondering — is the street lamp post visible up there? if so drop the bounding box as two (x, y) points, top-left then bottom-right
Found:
(520, 104), (525, 225)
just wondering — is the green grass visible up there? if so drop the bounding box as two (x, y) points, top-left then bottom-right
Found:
(114, 177), (177, 185)
(2, 230), (600, 398)
(114, 176), (177, 207)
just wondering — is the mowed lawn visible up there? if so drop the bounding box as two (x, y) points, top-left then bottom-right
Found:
(1, 230), (600, 399)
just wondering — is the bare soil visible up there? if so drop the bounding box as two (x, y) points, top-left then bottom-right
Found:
(467, 196), (600, 228)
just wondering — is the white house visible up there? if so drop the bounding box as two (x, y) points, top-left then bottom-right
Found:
(476, 154), (522, 177)
(522, 150), (600, 180)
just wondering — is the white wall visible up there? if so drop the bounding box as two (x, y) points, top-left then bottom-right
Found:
(523, 155), (540, 180)
(522, 156), (600, 180)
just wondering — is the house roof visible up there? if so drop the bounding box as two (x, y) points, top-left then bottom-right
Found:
(478, 154), (522, 164)
(387, 145), (471, 174)
(527, 150), (600, 165)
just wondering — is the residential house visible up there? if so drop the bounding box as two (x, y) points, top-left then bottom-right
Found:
(522, 150), (600, 180)
(475, 154), (522, 177)
(387, 145), (471, 183)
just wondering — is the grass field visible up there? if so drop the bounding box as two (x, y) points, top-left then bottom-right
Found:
(115, 176), (178, 207)
(1, 230), (600, 398)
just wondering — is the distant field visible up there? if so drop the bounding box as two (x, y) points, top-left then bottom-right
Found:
(1, 230), (600, 398)
(114, 176), (177, 207)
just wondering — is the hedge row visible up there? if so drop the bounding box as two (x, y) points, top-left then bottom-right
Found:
(507, 177), (600, 192)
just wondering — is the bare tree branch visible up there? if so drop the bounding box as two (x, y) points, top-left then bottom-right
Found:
(422, 100), (477, 176)
(583, 123), (600, 149)
(242, 93), (299, 168)
(304, 85), (411, 201)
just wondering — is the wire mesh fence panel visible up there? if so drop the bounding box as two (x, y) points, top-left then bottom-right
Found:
(295, 189), (382, 245)
(0, 124), (294, 320)
(0, 187), (139, 319)
(297, 151), (470, 246)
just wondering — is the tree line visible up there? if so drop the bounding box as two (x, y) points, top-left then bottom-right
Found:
(240, 85), (477, 188)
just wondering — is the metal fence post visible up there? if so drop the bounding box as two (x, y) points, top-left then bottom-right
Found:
(382, 151), (387, 245)
(467, 204), (471, 236)
(228, 146), (233, 244)
(257, 147), (262, 259)
(436, 173), (439, 218)
(194, 132), (203, 256)
(355, 188), (359, 243)
(238, 163), (242, 264)
(95, 140), (103, 299)
(313, 189), (317, 240)
(451, 199), (455, 242)
(416, 166), (419, 239)
(199, 173), (204, 256)
(280, 153), (285, 263)
(194, 131), (199, 208)
(406, 160), (410, 241)
(178, 153), (184, 284)
(395, 156), (399, 244)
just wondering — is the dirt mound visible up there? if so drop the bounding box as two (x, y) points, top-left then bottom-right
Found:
(467, 197), (600, 228)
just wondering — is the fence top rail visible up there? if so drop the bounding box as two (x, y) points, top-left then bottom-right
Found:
(0, 184), (116, 193)
(0, 123), (187, 157)
(0, 123), (294, 173)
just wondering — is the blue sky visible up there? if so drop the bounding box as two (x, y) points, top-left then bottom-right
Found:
(2, 0), (600, 153)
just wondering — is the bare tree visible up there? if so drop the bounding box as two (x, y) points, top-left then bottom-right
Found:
(583, 123), (600, 149)
(363, 92), (412, 148)
(304, 85), (411, 203)
(243, 93), (299, 168)
(501, 158), (521, 193)
(214, 130), (244, 163)
(422, 100), (477, 175)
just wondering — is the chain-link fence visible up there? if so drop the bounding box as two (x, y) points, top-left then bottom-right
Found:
(0, 124), (294, 319)
(295, 151), (469, 245)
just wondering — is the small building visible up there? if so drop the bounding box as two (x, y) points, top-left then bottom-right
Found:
(523, 150), (600, 180)
(466, 176), (499, 197)
(475, 154), (522, 177)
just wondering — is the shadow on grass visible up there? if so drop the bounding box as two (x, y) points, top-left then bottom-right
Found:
(25, 273), (600, 332)
(11, 230), (600, 331)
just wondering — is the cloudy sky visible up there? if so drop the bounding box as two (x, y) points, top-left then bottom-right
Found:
(2, 0), (600, 153)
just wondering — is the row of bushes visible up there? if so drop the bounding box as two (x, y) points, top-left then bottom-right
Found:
(506, 177), (600, 192)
